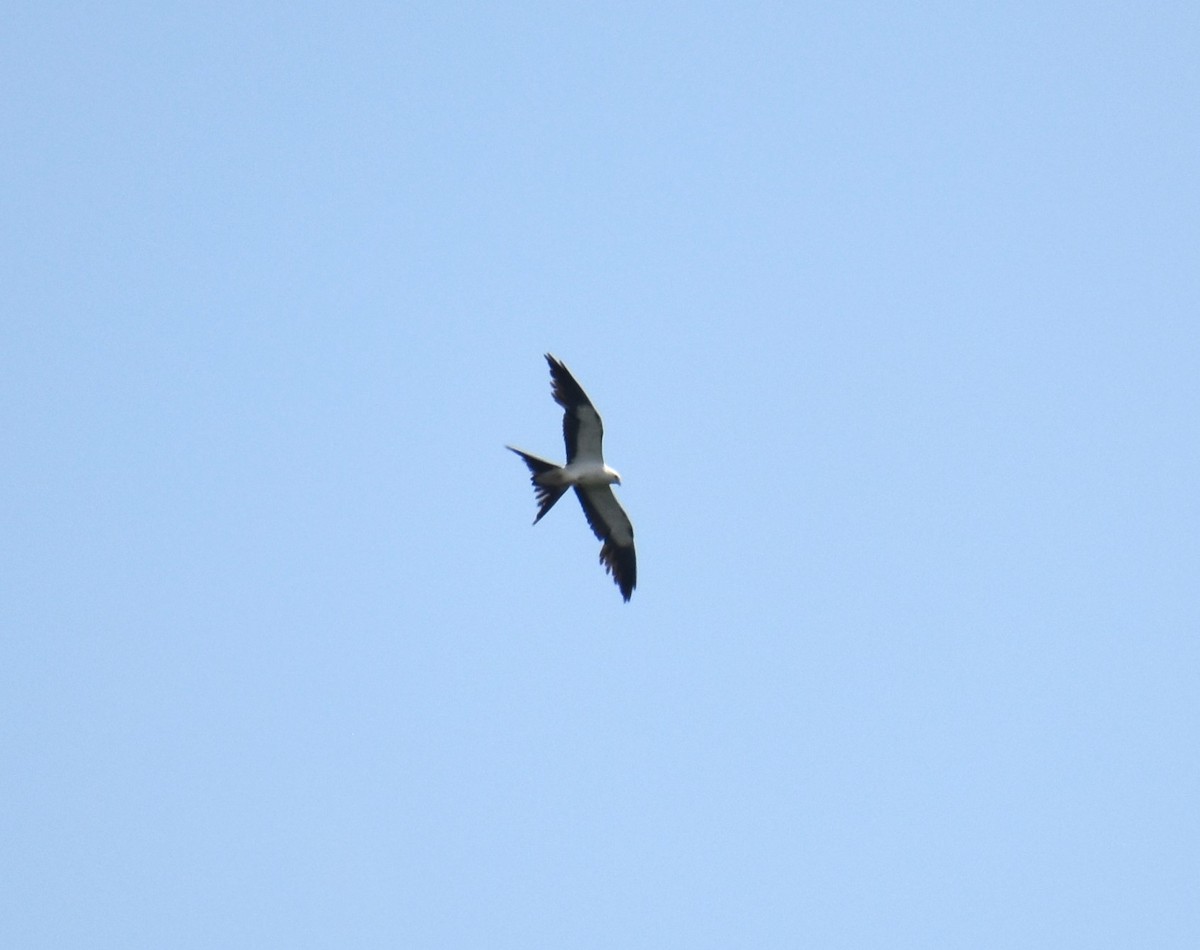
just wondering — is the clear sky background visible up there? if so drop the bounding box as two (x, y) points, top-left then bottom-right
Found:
(3, 3), (1198, 947)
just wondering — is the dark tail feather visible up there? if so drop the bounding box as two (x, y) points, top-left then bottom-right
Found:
(506, 446), (568, 523)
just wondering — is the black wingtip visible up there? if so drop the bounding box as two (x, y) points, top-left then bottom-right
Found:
(599, 541), (636, 602)
(545, 353), (593, 411)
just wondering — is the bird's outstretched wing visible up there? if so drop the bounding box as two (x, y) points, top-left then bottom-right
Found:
(575, 485), (636, 602)
(546, 354), (605, 465)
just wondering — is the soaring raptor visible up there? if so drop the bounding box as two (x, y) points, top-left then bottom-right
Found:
(508, 354), (637, 601)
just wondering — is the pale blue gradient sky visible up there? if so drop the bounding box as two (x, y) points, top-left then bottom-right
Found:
(3, 3), (1198, 947)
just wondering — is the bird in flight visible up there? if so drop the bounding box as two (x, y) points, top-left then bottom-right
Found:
(508, 354), (637, 601)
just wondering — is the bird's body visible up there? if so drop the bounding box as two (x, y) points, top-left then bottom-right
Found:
(540, 460), (621, 489)
(508, 354), (637, 601)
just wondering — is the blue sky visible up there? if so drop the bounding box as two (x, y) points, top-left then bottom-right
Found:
(3, 3), (1198, 946)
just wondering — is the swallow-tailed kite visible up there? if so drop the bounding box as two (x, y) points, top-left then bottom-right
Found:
(508, 354), (636, 601)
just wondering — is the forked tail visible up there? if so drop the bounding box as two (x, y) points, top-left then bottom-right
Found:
(506, 447), (568, 523)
